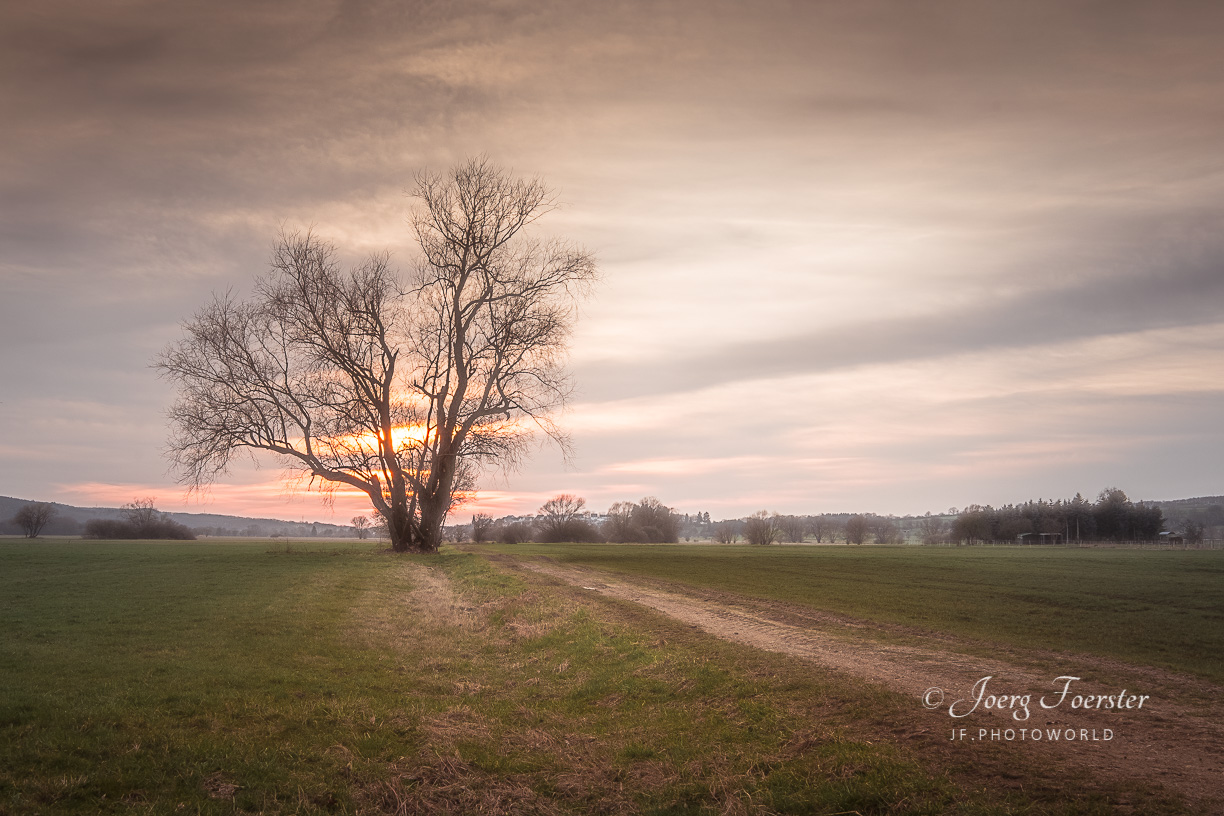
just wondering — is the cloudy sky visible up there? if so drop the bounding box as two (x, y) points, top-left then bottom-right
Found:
(3, 0), (1223, 522)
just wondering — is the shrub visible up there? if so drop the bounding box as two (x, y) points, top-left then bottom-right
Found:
(83, 518), (196, 540)
(83, 499), (196, 540)
(497, 521), (535, 545)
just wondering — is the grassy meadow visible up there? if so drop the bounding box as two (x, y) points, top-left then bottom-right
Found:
(0, 539), (1203, 814)
(490, 543), (1224, 684)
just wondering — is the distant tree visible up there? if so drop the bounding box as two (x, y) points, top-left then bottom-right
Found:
(1131, 502), (1164, 540)
(775, 514), (807, 543)
(712, 521), (739, 544)
(995, 512), (1030, 541)
(498, 520), (535, 545)
(1092, 487), (1163, 541)
(540, 494), (584, 522)
(369, 513), (389, 542)
(845, 514), (869, 545)
(13, 503), (57, 539)
(352, 515), (370, 539)
(1065, 493), (1094, 541)
(471, 513), (495, 543)
(538, 494), (600, 542)
(917, 515), (946, 545)
(602, 502), (637, 543)
(743, 511), (781, 546)
(601, 498), (679, 543)
(809, 515), (833, 543)
(872, 516), (904, 545)
(123, 498), (160, 529)
(1182, 521), (1205, 546)
(952, 505), (993, 543)
(1093, 487), (1131, 539)
(631, 497), (680, 543)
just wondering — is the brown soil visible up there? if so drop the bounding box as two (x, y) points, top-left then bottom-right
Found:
(513, 558), (1224, 811)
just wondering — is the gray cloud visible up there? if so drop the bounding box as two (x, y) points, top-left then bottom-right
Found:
(576, 233), (1224, 400)
(3, 0), (1224, 513)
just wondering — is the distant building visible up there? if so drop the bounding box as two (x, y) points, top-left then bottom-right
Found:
(1016, 532), (1062, 545)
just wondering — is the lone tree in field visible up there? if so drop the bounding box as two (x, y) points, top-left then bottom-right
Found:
(158, 158), (597, 553)
(13, 502), (57, 538)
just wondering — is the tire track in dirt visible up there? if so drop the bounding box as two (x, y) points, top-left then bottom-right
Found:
(518, 559), (1224, 808)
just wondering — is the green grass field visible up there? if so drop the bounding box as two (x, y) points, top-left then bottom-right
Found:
(0, 540), (1199, 814)
(489, 543), (1224, 683)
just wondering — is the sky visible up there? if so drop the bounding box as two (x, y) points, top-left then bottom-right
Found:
(2, 0), (1223, 523)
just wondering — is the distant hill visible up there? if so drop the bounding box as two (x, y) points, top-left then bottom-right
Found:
(0, 495), (356, 538)
(1150, 495), (1224, 513)
(1150, 495), (1224, 527)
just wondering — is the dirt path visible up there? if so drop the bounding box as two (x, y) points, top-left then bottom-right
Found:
(515, 559), (1224, 808)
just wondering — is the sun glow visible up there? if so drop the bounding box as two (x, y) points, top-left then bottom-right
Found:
(319, 415), (536, 455)
(336, 423), (433, 452)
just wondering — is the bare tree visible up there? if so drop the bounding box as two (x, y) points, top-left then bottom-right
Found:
(917, 515), (946, 545)
(845, 514), (869, 545)
(13, 502), (57, 538)
(631, 497), (680, 543)
(601, 501), (638, 543)
(538, 494), (600, 542)
(123, 498), (160, 529)
(369, 512), (389, 542)
(158, 158), (597, 553)
(871, 516), (904, 545)
(713, 520), (740, 544)
(470, 513), (495, 543)
(775, 514), (807, 543)
(539, 494), (585, 532)
(810, 515), (833, 543)
(351, 515), (370, 539)
(743, 510), (781, 546)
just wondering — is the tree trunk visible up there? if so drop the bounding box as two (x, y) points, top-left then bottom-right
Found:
(416, 494), (447, 553)
(388, 501), (414, 553)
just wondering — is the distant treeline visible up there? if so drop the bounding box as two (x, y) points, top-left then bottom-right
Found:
(468, 496), (685, 545)
(452, 487), (1184, 546)
(952, 488), (1164, 543)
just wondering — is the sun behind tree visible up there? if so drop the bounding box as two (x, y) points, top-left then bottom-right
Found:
(157, 158), (597, 553)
